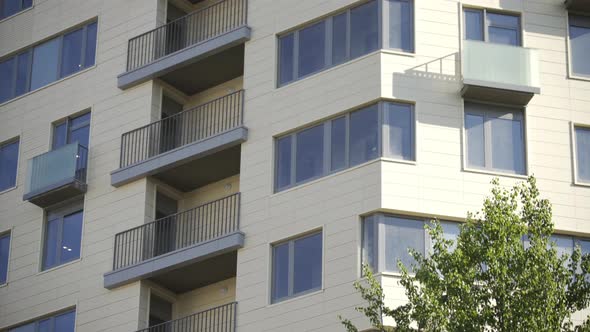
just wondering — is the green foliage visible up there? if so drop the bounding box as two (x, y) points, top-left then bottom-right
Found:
(340, 177), (590, 331)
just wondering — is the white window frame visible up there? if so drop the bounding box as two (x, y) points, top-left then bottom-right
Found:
(572, 122), (590, 186)
(566, 12), (590, 81)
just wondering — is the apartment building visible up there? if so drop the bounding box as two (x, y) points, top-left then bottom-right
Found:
(0, 0), (589, 331)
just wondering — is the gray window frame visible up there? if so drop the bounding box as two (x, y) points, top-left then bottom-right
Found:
(274, 101), (415, 192)
(42, 201), (84, 271)
(0, 20), (97, 104)
(52, 111), (91, 149)
(463, 7), (522, 46)
(277, 0), (414, 87)
(8, 309), (76, 332)
(271, 230), (323, 304)
(574, 124), (590, 184)
(568, 14), (590, 78)
(0, 231), (10, 284)
(0, 137), (20, 192)
(464, 101), (527, 175)
(0, 0), (32, 20)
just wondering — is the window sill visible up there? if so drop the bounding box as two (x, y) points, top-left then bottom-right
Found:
(568, 74), (590, 82)
(0, 65), (96, 108)
(36, 258), (81, 276)
(0, 282), (7, 288)
(380, 49), (415, 58)
(380, 157), (417, 166)
(266, 288), (324, 307)
(0, 186), (17, 196)
(0, 6), (33, 24)
(573, 180), (590, 188)
(462, 167), (528, 180)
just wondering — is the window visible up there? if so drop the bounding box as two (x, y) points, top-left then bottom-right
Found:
(464, 102), (526, 175)
(575, 126), (590, 183)
(278, 0), (414, 86)
(0, 0), (32, 20)
(42, 203), (83, 270)
(0, 232), (10, 284)
(362, 214), (459, 273)
(53, 112), (91, 149)
(275, 101), (414, 191)
(272, 231), (322, 303)
(463, 8), (521, 46)
(0, 21), (97, 104)
(9, 310), (76, 332)
(0, 138), (19, 192)
(569, 15), (590, 77)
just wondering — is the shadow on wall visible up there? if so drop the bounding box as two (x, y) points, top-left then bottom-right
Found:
(404, 53), (461, 82)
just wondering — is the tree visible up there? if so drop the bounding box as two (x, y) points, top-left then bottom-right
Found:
(340, 177), (590, 332)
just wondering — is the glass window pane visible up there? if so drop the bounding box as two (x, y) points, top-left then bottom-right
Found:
(551, 235), (574, 262)
(1, 0), (20, 19)
(465, 113), (485, 168)
(61, 28), (84, 77)
(362, 216), (378, 271)
(84, 22), (98, 67)
(298, 21), (326, 77)
(61, 211), (83, 263)
(43, 218), (59, 269)
(0, 57), (15, 103)
(31, 38), (60, 91)
(388, 0), (413, 52)
(383, 216), (424, 272)
(293, 232), (322, 295)
(23, 0), (32, 9)
(350, 0), (379, 58)
(464, 9), (484, 41)
(579, 239), (590, 256)
(0, 140), (19, 191)
(278, 34), (294, 85)
(440, 221), (460, 252)
(296, 124), (324, 183)
(488, 26), (519, 45)
(55, 311), (76, 332)
(52, 122), (68, 149)
(69, 126), (90, 148)
(331, 117), (346, 171)
(576, 127), (590, 182)
(0, 233), (9, 284)
(15, 51), (31, 97)
(332, 13), (348, 65)
(276, 136), (292, 190)
(490, 115), (525, 174)
(70, 112), (91, 128)
(385, 102), (414, 160)
(570, 24), (590, 77)
(349, 105), (379, 166)
(272, 243), (289, 301)
(37, 319), (51, 332)
(487, 12), (519, 29)
(9, 322), (36, 332)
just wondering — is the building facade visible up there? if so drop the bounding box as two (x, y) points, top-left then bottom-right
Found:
(0, 0), (589, 331)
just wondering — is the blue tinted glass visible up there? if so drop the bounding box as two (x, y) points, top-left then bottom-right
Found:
(490, 116), (524, 174)
(0, 140), (19, 191)
(15, 51), (31, 96)
(0, 57), (15, 103)
(61, 211), (83, 263)
(389, 0), (413, 51)
(349, 105), (379, 166)
(52, 122), (67, 149)
(61, 28), (84, 77)
(331, 117), (346, 171)
(22, 0), (32, 9)
(487, 12), (519, 28)
(84, 22), (98, 67)
(43, 218), (59, 269)
(37, 319), (51, 332)
(293, 233), (322, 294)
(576, 127), (590, 182)
(295, 124), (324, 183)
(9, 322), (35, 332)
(350, 0), (379, 58)
(0, 234), (9, 284)
(570, 25), (590, 77)
(332, 13), (348, 65)
(298, 21), (326, 77)
(362, 217), (378, 271)
(278, 34), (294, 85)
(276, 136), (292, 190)
(383, 216), (424, 272)
(272, 243), (289, 301)
(464, 9), (484, 41)
(31, 38), (60, 90)
(1, 0), (20, 19)
(386, 103), (414, 160)
(465, 113), (485, 168)
(69, 126), (90, 148)
(489, 26), (519, 45)
(55, 311), (76, 332)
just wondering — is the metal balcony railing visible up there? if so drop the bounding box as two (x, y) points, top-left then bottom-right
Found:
(126, 0), (248, 71)
(119, 90), (244, 168)
(113, 193), (240, 270)
(137, 302), (237, 332)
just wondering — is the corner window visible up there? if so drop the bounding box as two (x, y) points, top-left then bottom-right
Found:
(9, 309), (76, 332)
(272, 231), (322, 303)
(0, 21), (97, 104)
(0, 232), (10, 284)
(463, 8), (521, 46)
(464, 102), (526, 175)
(42, 203), (83, 270)
(275, 101), (414, 192)
(575, 125), (590, 183)
(0, 138), (19, 192)
(52, 112), (91, 149)
(278, 0), (414, 86)
(0, 0), (32, 20)
(569, 14), (590, 77)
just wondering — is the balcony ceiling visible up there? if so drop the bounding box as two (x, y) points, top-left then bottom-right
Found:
(566, 0), (590, 12)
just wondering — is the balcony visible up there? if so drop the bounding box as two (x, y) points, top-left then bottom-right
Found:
(118, 0), (250, 94)
(104, 193), (243, 291)
(461, 40), (540, 106)
(111, 90), (246, 191)
(23, 143), (88, 208)
(139, 302), (236, 332)
(566, 0), (590, 12)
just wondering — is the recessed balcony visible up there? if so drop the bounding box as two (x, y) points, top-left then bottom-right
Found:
(23, 143), (88, 208)
(138, 302), (237, 332)
(566, 0), (590, 12)
(104, 193), (243, 292)
(461, 40), (540, 106)
(110, 90), (246, 191)
(118, 0), (250, 95)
